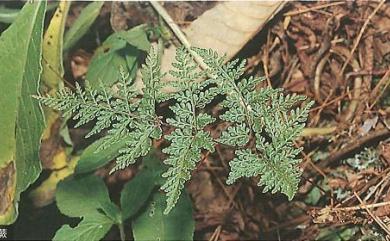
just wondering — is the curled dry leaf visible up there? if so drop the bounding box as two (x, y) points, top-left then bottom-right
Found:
(159, 1), (285, 85)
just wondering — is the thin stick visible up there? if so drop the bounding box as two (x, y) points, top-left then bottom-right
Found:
(42, 57), (75, 89)
(149, 2), (209, 71)
(340, 1), (385, 73)
(353, 192), (390, 236)
(369, 69), (390, 109)
(333, 200), (390, 211)
(318, 128), (390, 168)
(314, 53), (330, 104)
(263, 29), (272, 87)
(284, 2), (346, 16)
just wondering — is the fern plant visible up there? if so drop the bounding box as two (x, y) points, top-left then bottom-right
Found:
(37, 46), (313, 214)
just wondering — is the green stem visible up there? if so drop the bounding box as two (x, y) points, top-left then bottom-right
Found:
(301, 127), (336, 137)
(118, 222), (126, 241)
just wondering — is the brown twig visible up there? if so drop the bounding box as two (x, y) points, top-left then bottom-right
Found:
(354, 192), (390, 236)
(301, 127), (336, 137)
(318, 128), (390, 168)
(369, 69), (390, 109)
(333, 200), (390, 211)
(284, 2), (346, 16)
(340, 0), (385, 73)
(263, 29), (272, 87)
(331, 46), (362, 122)
(313, 53), (330, 104)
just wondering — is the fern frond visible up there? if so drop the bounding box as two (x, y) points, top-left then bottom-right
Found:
(38, 46), (164, 174)
(194, 48), (313, 200)
(161, 47), (217, 214)
(110, 46), (164, 172)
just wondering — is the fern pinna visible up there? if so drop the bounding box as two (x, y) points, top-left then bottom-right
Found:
(37, 46), (312, 214)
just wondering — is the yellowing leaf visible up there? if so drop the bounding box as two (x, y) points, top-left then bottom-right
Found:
(29, 156), (78, 207)
(41, 0), (70, 91)
(31, 1), (73, 208)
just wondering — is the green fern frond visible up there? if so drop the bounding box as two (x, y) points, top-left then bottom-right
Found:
(161, 47), (217, 214)
(37, 46), (164, 175)
(194, 48), (313, 200)
(110, 46), (163, 173)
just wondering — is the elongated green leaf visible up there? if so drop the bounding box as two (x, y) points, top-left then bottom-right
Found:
(86, 25), (149, 88)
(75, 138), (127, 174)
(0, 3), (57, 24)
(132, 192), (194, 241)
(53, 212), (113, 241)
(40, 0), (70, 144)
(56, 175), (119, 220)
(63, 1), (104, 51)
(0, 1), (46, 225)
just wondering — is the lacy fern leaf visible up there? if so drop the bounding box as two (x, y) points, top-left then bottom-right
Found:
(37, 46), (164, 174)
(161, 47), (217, 214)
(194, 48), (313, 200)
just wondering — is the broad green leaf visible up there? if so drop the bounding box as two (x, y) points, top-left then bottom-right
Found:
(56, 175), (119, 220)
(0, 1), (46, 225)
(120, 152), (164, 221)
(63, 1), (104, 51)
(86, 25), (149, 88)
(132, 192), (194, 241)
(53, 212), (113, 241)
(75, 138), (127, 174)
(55, 175), (120, 241)
(117, 25), (150, 52)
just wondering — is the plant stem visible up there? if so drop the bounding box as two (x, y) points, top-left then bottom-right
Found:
(118, 222), (126, 241)
(301, 127), (336, 137)
(149, 1), (209, 71)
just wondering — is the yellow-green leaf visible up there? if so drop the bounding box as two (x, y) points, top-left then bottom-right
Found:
(32, 1), (73, 209)
(41, 0), (70, 91)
